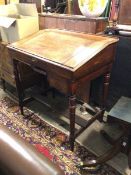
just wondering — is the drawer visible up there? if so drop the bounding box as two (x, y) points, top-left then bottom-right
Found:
(9, 50), (39, 67)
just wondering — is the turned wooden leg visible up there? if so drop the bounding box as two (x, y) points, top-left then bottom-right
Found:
(102, 72), (111, 108)
(13, 60), (24, 115)
(69, 82), (77, 151)
(69, 95), (76, 151)
(97, 72), (111, 122)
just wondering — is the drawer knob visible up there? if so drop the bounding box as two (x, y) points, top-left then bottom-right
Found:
(31, 58), (37, 62)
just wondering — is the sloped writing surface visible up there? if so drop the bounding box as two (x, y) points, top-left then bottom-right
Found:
(10, 29), (118, 70)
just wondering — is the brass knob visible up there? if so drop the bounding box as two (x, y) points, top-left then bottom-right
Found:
(31, 58), (36, 62)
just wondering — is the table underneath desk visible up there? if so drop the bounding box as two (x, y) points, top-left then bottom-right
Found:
(8, 29), (118, 151)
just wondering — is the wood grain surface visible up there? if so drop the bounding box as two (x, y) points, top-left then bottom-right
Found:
(10, 29), (118, 71)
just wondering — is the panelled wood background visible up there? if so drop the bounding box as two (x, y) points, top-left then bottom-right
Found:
(118, 0), (131, 25)
(39, 14), (108, 34)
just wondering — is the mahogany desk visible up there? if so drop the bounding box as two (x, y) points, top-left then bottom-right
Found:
(7, 29), (118, 154)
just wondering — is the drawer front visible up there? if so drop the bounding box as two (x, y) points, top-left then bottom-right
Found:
(9, 50), (39, 67)
(9, 49), (73, 80)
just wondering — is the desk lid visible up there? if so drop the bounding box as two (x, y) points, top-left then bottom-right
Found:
(8, 29), (118, 71)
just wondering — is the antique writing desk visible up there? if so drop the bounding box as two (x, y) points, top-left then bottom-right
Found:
(8, 29), (118, 154)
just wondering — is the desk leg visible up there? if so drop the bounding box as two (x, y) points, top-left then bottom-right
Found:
(13, 59), (24, 115)
(69, 83), (77, 151)
(102, 72), (111, 108)
(69, 95), (76, 151)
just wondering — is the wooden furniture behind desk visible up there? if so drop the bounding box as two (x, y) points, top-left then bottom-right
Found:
(0, 42), (16, 88)
(8, 29), (118, 153)
(39, 13), (108, 34)
(118, 0), (131, 25)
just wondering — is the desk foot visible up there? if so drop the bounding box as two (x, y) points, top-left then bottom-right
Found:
(20, 106), (24, 116)
(69, 95), (76, 152)
(69, 138), (75, 152)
